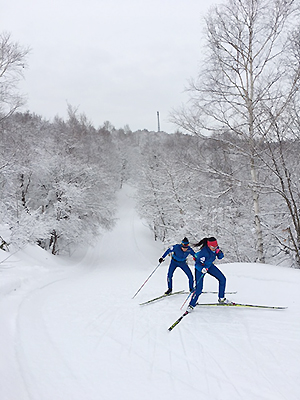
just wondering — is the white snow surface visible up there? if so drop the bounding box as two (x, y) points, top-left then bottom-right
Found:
(0, 185), (299, 400)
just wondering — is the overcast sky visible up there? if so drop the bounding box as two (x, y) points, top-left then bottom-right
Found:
(2, 0), (217, 132)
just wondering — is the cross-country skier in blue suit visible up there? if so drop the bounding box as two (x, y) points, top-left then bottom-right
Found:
(188, 237), (228, 310)
(159, 237), (195, 295)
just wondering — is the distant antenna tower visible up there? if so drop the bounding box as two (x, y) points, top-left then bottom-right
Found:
(157, 111), (160, 132)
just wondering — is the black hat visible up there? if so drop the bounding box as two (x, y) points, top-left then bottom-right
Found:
(181, 237), (189, 247)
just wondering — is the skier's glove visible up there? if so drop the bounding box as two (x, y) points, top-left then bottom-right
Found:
(215, 247), (221, 254)
(159, 258), (164, 263)
(201, 267), (208, 274)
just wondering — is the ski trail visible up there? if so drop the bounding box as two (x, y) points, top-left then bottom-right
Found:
(1, 184), (300, 400)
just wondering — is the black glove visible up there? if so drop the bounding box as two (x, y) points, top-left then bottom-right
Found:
(159, 257), (164, 263)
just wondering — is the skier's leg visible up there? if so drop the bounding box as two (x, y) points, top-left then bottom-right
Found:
(189, 268), (204, 307)
(167, 260), (177, 291)
(207, 264), (226, 298)
(180, 263), (194, 291)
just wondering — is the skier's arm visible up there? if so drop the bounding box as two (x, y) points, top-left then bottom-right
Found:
(195, 254), (210, 270)
(189, 247), (196, 257)
(159, 246), (173, 263)
(216, 247), (224, 260)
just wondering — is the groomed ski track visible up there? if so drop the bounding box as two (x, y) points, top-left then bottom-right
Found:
(0, 185), (299, 400)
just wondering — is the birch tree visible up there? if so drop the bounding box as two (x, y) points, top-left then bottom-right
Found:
(172, 0), (300, 263)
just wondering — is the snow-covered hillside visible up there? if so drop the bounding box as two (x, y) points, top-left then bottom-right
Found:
(0, 185), (299, 400)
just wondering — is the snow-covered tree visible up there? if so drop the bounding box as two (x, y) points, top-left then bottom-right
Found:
(171, 0), (300, 263)
(0, 110), (120, 254)
(0, 32), (30, 120)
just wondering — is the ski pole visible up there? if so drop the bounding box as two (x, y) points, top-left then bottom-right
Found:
(180, 271), (205, 310)
(132, 262), (161, 299)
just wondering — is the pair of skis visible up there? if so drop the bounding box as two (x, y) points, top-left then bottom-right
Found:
(138, 290), (287, 332)
(168, 301), (287, 331)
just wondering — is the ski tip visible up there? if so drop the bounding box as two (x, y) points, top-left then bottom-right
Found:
(195, 302), (287, 309)
(168, 324), (177, 332)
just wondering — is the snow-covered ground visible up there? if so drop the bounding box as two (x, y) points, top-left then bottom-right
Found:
(1, 185), (299, 400)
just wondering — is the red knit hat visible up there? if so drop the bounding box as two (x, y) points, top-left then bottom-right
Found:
(207, 238), (218, 247)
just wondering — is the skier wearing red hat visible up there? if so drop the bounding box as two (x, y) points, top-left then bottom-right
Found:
(188, 237), (227, 310)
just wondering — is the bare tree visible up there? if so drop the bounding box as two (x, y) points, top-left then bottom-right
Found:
(172, 0), (300, 263)
(0, 32), (30, 120)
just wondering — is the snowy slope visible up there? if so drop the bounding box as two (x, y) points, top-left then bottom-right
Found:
(0, 185), (299, 400)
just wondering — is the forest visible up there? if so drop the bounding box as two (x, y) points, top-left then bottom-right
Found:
(1, 0), (300, 268)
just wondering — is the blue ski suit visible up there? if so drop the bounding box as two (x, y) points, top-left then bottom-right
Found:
(189, 245), (225, 307)
(162, 244), (195, 292)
